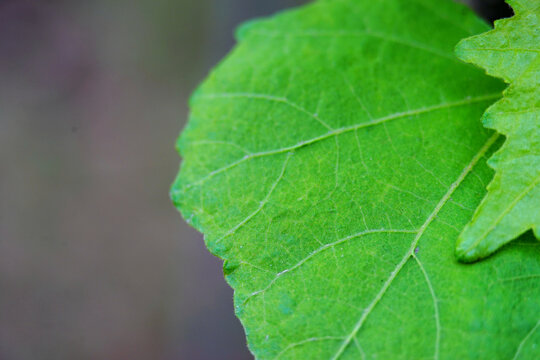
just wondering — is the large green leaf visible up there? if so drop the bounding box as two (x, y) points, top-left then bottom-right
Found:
(172, 0), (540, 358)
(455, 0), (540, 263)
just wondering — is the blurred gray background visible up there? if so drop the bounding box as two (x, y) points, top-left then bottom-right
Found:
(0, 0), (511, 359)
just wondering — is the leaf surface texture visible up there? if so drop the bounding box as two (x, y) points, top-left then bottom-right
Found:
(455, 0), (540, 262)
(172, 0), (540, 358)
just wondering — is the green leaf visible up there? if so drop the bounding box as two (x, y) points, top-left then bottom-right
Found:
(172, 0), (540, 358)
(455, 0), (540, 263)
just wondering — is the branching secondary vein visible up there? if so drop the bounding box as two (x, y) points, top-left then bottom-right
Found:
(215, 152), (293, 243)
(413, 254), (440, 360)
(177, 93), (500, 193)
(242, 228), (417, 305)
(330, 133), (499, 360)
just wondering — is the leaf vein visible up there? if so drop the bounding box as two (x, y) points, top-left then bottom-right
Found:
(512, 318), (540, 360)
(413, 254), (441, 360)
(199, 92), (334, 130)
(461, 173), (540, 254)
(177, 93), (501, 193)
(330, 133), (500, 359)
(249, 29), (459, 62)
(215, 152), (293, 243)
(242, 229), (417, 305)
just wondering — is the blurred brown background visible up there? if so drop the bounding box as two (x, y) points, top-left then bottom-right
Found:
(0, 1), (511, 359)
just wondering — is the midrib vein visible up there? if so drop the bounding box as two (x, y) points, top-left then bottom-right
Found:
(330, 133), (500, 360)
(178, 93), (500, 192)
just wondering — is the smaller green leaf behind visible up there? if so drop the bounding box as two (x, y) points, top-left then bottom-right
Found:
(455, 0), (540, 262)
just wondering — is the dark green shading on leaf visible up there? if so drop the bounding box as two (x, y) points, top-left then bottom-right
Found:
(172, 0), (540, 358)
(455, 0), (540, 263)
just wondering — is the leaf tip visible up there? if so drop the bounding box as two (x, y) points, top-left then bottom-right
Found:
(455, 228), (490, 263)
(455, 242), (480, 263)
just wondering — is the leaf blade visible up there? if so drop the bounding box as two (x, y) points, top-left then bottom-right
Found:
(455, 0), (540, 262)
(172, 0), (540, 358)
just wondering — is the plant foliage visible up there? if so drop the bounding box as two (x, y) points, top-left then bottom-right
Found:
(455, 0), (540, 262)
(172, 0), (540, 358)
